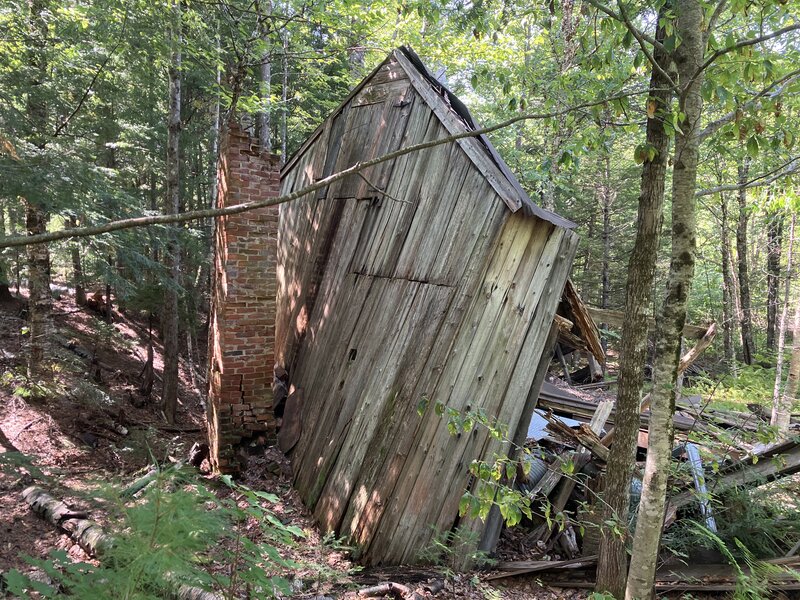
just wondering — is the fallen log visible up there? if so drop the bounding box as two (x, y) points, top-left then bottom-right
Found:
(22, 486), (222, 600)
(486, 554), (598, 581)
(22, 486), (111, 556)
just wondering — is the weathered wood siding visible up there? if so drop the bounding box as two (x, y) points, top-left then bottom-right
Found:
(277, 54), (578, 565)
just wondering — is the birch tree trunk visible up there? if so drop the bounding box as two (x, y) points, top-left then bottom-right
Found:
(594, 7), (673, 596)
(772, 214), (796, 433)
(625, 1), (705, 597)
(736, 158), (755, 364)
(161, 0), (183, 423)
(778, 297), (800, 436)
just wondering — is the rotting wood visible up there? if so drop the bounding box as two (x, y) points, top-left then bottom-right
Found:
(667, 439), (800, 514)
(562, 280), (605, 364)
(277, 49), (578, 566)
(23, 486), (111, 556)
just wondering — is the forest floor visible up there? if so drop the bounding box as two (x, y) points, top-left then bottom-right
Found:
(0, 290), (589, 599)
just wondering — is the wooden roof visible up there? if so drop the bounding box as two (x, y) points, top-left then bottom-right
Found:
(282, 46), (576, 231)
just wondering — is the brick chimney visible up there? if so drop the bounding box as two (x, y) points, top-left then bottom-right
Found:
(207, 122), (280, 473)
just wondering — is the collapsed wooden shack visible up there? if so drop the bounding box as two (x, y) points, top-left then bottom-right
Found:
(275, 47), (578, 565)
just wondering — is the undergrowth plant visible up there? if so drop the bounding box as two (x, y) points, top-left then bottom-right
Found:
(3, 467), (305, 599)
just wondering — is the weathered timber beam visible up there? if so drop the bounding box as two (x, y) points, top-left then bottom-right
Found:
(586, 306), (709, 339)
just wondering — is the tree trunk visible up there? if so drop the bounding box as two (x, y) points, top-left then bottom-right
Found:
(601, 152), (614, 312)
(777, 295), (800, 436)
(257, 0), (272, 152)
(25, 0), (52, 379)
(766, 210), (784, 351)
(736, 157), (754, 365)
(594, 7), (673, 597)
(161, 0), (183, 423)
(0, 206), (12, 301)
(719, 192), (736, 369)
(68, 216), (87, 306)
(625, 1), (704, 597)
(280, 19), (288, 163)
(772, 213), (796, 434)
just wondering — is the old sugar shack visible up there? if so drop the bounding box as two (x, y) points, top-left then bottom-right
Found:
(273, 47), (579, 565)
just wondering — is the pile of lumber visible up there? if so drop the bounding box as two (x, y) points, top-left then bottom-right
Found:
(493, 379), (800, 586)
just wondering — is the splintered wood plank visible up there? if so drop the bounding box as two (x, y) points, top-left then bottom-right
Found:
(453, 228), (579, 553)
(393, 140), (477, 282)
(312, 277), (421, 526)
(425, 170), (493, 282)
(374, 125), (468, 280)
(393, 49), (523, 212)
(357, 207), (508, 564)
(327, 104), (386, 199)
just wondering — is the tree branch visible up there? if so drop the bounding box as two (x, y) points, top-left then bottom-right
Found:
(696, 157), (800, 196)
(51, 10), (128, 139)
(0, 89), (652, 248)
(686, 23), (800, 95)
(616, 0), (678, 91)
(697, 68), (800, 141)
(582, 0), (664, 51)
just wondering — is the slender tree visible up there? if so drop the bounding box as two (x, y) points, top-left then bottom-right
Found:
(25, 0), (52, 379)
(736, 157), (755, 364)
(161, 0), (183, 423)
(595, 6), (673, 595)
(767, 208), (784, 351)
(626, 0), (705, 595)
(772, 212), (796, 433)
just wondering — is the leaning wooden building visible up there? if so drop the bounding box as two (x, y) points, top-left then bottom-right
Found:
(275, 47), (578, 565)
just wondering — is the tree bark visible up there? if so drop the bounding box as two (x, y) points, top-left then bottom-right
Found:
(766, 210), (784, 351)
(280, 18), (288, 163)
(625, 1), (705, 597)
(777, 292), (800, 436)
(25, 0), (52, 379)
(772, 213), (796, 434)
(736, 157), (755, 364)
(594, 7), (673, 597)
(161, 0), (183, 423)
(257, 0), (272, 152)
(719, 192), (736, 369)
(68, 216), (87, 306)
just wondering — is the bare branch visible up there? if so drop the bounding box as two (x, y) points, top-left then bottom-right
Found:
(0, 89), (651, 249)
(616, 0), (678, 91)
(696, 157), (800, 196)
(52, 10), (128, 139)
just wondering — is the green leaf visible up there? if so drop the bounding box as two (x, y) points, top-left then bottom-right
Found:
(746, 136), (759, 159)
(416, 396), (429, 417)
(459, 492), (471, 516)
